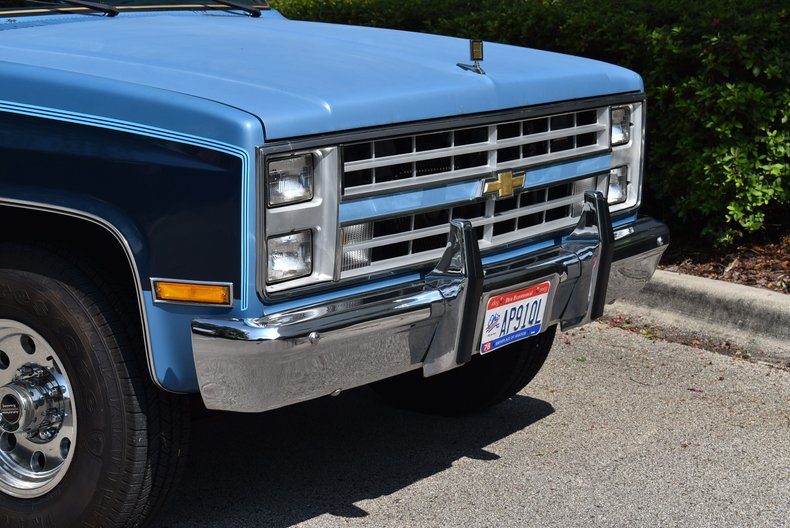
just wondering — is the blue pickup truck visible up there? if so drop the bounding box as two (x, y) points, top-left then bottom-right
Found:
(0, 1), (668, 526)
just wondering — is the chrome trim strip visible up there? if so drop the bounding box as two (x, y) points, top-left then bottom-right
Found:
(0, 199), (175, 393)
(492, 144), (606, 172)
(150, 278), (234, 308)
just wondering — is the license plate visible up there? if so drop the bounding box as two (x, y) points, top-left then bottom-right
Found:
(480, 281), (551, 354)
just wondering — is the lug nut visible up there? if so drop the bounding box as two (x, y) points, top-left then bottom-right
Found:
(16, 365), (45, 379)
(45, 409), (63, 424)
(38, 428), (57, 441)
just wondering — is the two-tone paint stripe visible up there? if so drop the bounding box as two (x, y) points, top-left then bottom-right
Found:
(0, 99), (251, 309)
(0, 99), (253, 392)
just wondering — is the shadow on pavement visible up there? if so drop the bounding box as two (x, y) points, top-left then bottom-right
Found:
(152, 387), (554, 527)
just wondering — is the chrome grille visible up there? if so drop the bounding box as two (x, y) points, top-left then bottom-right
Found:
(339, 106), (612, 279)
(342, 108), (608, 198)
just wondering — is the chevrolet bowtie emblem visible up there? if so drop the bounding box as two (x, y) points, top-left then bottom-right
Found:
(483, 171), (525, 198)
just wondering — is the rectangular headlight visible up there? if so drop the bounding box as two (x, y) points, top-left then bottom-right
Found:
(267, 154), (314, 207)
(607, 166), (628, 205)
(611, 106), (632, 146)
(267, 230), (313, 283)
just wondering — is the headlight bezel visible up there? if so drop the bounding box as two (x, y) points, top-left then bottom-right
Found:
(258, 146), (341, 296)
(607, 101), (644, 213)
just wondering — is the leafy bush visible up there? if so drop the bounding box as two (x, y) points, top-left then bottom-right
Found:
(644, 10), (789, 243)
(272, 0), (789, 243)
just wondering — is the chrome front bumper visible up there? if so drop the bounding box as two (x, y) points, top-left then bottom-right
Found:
(192, 192), (668, 412)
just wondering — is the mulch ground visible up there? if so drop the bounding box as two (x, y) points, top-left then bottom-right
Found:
(659, 234), (789, 294)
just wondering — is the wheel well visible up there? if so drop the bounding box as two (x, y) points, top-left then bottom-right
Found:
(0, 204), (146, 363)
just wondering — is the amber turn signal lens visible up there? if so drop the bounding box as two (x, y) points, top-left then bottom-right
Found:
(153, 281), (232, 306)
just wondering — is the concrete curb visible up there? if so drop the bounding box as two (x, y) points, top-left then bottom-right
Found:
(606, 270), (790, 360)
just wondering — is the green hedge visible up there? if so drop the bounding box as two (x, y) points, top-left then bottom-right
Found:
(272, 0), (789, 243)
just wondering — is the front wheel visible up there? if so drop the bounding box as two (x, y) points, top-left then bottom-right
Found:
(0, 319), (77, 498)
(372, 325), (556, 415)
(0, 245), (189, 528)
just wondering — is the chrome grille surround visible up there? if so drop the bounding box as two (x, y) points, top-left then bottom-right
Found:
(257, 94), (645, 298)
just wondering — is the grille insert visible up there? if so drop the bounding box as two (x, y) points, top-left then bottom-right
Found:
(342, 108), (608, 198)
(338, 106), (611, 278)
(340, 176), (602, 277)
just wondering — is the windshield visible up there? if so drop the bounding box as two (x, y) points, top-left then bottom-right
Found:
(0, 0), (269, 15)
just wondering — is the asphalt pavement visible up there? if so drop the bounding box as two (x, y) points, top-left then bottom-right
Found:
(152, 322), (790, 528)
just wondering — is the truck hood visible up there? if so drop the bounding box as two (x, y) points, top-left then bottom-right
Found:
(0, 11), (642, 140)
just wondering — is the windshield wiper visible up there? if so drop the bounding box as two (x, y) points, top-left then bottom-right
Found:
(207, 0), (260, 17)
(62, 0), (118, 16)
(28, 0), (119, 16)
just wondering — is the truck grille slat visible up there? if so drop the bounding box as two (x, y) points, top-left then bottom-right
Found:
(343, 122), (607, 173)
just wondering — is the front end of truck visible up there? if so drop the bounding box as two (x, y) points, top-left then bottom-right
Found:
(193, 94), (667, 412)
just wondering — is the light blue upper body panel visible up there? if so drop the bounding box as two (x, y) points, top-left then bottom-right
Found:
(0, 10), (643, 141)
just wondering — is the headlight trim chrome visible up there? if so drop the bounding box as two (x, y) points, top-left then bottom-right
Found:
(258, 147), (340, 295)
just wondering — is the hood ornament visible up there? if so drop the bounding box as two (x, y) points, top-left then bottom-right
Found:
(458, 39), (485, 75)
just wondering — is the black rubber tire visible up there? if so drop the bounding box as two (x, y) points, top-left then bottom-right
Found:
(0, 244), (189, 528)
(372, 325), (557, 415)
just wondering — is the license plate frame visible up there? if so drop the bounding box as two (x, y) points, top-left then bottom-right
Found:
(479, 279), (553, 355)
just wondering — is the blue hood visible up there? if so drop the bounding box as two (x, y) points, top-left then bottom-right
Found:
(0, 11), (642, 140)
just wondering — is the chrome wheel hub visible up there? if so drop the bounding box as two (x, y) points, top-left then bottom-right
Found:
(0, 320), (77, 498)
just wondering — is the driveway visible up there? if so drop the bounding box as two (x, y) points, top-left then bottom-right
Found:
(152, 323), (790, 528)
